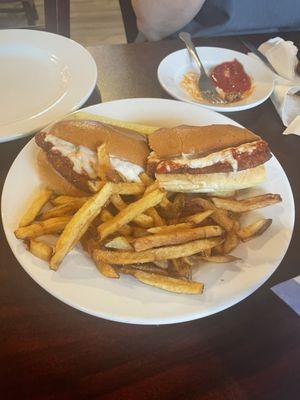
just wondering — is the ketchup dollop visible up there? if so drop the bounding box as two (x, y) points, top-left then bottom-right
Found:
(210, 59), (251, 94)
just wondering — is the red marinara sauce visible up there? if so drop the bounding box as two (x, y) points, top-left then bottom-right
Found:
(210, 59), (251, 95)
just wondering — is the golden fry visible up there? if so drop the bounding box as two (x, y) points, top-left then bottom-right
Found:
(145, 207), (165, 226)
(238, 219), (272, 242)
(113, 182), (145, 195)
(50, 183), (114, 270)
(98, 189), (165, 240)
(199, 255), (241, 263)
(211, 194), (282, 212)
(97, 143), (111, 180)
(169, 258), (192, 280)
(119, 264), (168, 276)
(223, 230), (240, 254)
(105, 236), (133, 250)
(190, 197), (234, 232)
(39, 202), (81, 220)
(147, 222), (193, 234)
(99, 209), (132, 236)
(93, 237), (223, 265)
(139, 172), (154, 186)
(19, 188), (52, 227)
(133, 225), (223, 252)
(28, 239), (53, 261)
(15, 216), (71, 240)
(111, 194), (153, 228)
(96, 261), (119, 278)
(131, 270), (204, 294)
(52, 195), (89, 206)
(185, 210), (214, 225)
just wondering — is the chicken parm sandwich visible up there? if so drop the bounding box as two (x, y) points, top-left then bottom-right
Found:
(147, 124), (271, 194)
(35, 119), (149, 196)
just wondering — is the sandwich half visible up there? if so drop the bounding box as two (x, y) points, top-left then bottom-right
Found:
(147, 124), (271, 194)
(35, 119), (150, 196)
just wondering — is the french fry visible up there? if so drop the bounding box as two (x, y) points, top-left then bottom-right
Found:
(212, 244), (224, 255)
(113, 182), (145, 195)
(39, 202), (82, 220)
(52, 195), (89, 206)
(169, 193), (185, 219)
(143, 180), (172, 209)
(96, 262), (119, 278)
(132, 227), (149, 238)
(15, 216), (72, 240)
(130, 270), (204, 294)
(139, 172), (154, 186)
(71, 111), (159, 136)
(145, 207), (165, 226)
(147, 222), (193, 234)
(144, 181), (159, 194)
(19, 188), (52, 227)
(119, 264), (168, 276)
(93, 237), (223, 264)
(87, 180), (105, 193)
(185, 210), (214, 225)
(211, 194), (282, 212)
(105, 236), (133, 250)
(50, 182), (114, 270)
(169, 258), (192, 280)
(238, 219), (272, 242)
(190, 198), (234, 232)
(111, 194), (153, 228)
(223, 230), (240, 254)
(87, 239), (119, 278)
(196, 255), (241, 263)
(152, 260), (169, 269)
(98, 189), (165, 240)
(28, 239), (53, 261)
(99, 209), (132, 236)
(133, 225), (223, 252)
(97, 143), (111, 181)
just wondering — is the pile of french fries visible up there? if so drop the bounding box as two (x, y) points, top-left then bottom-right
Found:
(14, 143), (282, 295)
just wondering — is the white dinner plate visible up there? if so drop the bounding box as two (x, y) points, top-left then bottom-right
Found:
(0, 29), (97, 142)
(157, 47), (274, 112)
(1, 99), (294, 325)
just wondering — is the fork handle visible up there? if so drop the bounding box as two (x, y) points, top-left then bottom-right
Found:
(179, 32), (206, 76)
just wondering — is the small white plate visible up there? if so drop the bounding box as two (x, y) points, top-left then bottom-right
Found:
(1, 99), (294, 325)
(0, 29), (97, 142)
(157, 47), (274, 112)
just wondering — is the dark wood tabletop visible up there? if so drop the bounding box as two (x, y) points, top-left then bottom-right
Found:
(1, 33), (300, 400)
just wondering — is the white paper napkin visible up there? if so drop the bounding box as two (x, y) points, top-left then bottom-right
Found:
(250, 37), (300, 135)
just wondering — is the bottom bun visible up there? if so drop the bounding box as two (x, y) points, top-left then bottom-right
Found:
(36, 150), (87, 197)
(156, 165), (266, 193)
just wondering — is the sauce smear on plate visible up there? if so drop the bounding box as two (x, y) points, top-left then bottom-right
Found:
(211, 59), (251, 95)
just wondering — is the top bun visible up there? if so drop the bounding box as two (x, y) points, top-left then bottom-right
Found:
(148, 124), (261, 159)
(46, 119), (150, 167)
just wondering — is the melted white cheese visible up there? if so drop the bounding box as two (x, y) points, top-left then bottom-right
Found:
(44, 134), (143, 182)
(110, 157), (143, 182)
(169, 141), (259, 173)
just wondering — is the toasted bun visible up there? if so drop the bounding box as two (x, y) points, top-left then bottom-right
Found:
(156, 165), (266, 193)
(36, 150), (87, 196)
(46, 119), (149, 167)
(149, 124), (261, 158)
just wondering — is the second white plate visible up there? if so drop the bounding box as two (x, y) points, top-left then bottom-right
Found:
(157, 47), (274, 112)
(0, 29), (97, 142)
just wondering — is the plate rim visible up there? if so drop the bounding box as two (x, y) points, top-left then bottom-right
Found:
(1, 98), (295, 325)
(0, 29), (97, 143)
(157, 46), (275, 112)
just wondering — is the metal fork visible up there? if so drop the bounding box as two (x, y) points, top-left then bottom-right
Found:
(179, 32), (225, 104)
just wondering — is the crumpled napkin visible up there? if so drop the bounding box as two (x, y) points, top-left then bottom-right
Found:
(251, 37), (300, 135)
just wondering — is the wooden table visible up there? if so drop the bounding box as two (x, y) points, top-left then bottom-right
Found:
(1, 33), (300, 399)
